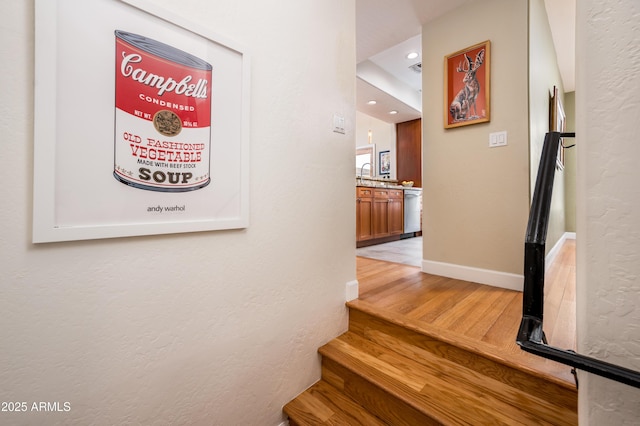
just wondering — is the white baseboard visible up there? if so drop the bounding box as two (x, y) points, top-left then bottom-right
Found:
(345, 280), (359, 301)
(546, 232), (576, 267)
(421, 232), (576, 292)
(421, 260), (524, 291)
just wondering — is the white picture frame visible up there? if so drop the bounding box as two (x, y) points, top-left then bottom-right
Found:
(33, 0), (251, 243)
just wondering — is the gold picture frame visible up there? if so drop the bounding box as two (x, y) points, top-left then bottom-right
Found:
(444, 40), (491, 129)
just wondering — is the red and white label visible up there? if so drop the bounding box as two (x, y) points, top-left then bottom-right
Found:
(113, 34), (212, 192)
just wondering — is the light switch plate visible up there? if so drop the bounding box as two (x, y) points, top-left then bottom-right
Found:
(489, 131), (507, 147)
(333, 114), (346, 134)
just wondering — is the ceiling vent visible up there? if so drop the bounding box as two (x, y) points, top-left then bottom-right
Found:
(409, 62), (422, 73)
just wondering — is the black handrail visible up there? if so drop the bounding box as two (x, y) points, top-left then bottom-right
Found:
(516, 131), (640, 389)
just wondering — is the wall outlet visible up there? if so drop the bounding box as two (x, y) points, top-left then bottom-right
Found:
(489, 131), (507, 147)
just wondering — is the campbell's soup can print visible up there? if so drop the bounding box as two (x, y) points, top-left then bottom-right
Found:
(114, 30), (212, 192)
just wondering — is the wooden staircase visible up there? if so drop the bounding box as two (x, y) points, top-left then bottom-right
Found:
(284, 254), (578, 425)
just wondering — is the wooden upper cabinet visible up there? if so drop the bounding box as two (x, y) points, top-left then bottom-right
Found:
(396, 118), (422, 188)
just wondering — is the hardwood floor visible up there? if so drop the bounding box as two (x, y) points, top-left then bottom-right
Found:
(543, 239), (577, 350)
(355, 238), (577, 384)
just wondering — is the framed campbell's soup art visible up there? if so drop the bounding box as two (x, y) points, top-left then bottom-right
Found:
(444, 40), (491, 129)
(33, 0), (250, 242)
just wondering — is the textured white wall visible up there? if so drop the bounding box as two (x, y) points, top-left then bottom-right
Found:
(576, 0), (640, 423)
(0, 1), (355, 425)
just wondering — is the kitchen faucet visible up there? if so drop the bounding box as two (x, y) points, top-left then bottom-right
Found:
(359, 163), (372, 180)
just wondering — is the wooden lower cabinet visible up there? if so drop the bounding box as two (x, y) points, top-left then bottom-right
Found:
(357, 187), (403, 243)
(373, 197), (390, 237)
(387, 194), (404, 235)
(356, 187), (374, 242)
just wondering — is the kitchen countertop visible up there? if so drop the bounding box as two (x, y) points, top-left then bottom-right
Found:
(356, 179), (421, 190)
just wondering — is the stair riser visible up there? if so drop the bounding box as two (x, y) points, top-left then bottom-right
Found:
(349, 307), (578, 414)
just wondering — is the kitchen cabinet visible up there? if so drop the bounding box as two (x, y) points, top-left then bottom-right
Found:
(356, 187), (374, 242)
(396, 118), (422, 188)
(372, 188), (403, 238)
(357, 186), (403, 245)
(387, 190), (404, 235)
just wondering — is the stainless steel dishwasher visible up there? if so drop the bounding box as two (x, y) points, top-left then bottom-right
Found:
(403, 188), (422, 234)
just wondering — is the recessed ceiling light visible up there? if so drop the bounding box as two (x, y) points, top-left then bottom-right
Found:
(367, 100), (377, 105)
(406, 52), (419, 60)
(389, 110), (398, 115)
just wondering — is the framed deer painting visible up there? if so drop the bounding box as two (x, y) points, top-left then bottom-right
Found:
(444, 40), (491, 129)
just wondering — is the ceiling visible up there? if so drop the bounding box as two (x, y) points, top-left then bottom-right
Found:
(355, 0), (576, 124)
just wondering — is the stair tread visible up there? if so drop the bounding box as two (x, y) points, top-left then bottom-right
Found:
(348, 298), (576, 388)
(320, 331), (577, 425)
(283, 380), (387, 426)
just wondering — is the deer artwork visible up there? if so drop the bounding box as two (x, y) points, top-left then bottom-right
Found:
(449, 49), (485, 122)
